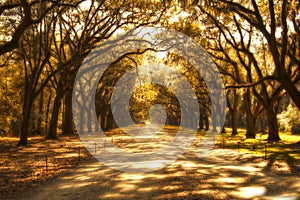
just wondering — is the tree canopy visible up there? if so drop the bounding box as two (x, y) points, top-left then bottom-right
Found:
(0, 0), (299, 145)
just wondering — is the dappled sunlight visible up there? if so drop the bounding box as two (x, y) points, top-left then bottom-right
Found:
(181, 161), (198, 169)
(119, 172), (168, 181)
(101, 193), (138, 200)
(2, 131), (300, 200)
(58, 181), (94, 189)
(118, 173), (145, 181)
(267, 196), (298, 200)
(0, 0), (299, 199)
(232, 186), (266, 198)
(196, 168), (211, 174)
(221, 165), (261, 173)
(74, 175), (92, 181)
(192, 163), (216, 168)
(76, 164), (102, 172)
(55, 153), (78, 159)
(161, 185), (182, 191)
(127, 160), (167, 170)
(212, 177), (245, 184)
(115, 183), (137, 192)
(137, 186), (158, 192)
(154, 191), (193, 199)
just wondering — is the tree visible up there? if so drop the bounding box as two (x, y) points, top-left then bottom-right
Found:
(210, 0), (300, 110)
(0, 0), (84, 56)
(0, 55), (23, 136)
(197, 3), (285, 140)
(46, 0), (170, 138)
(17, 13), (54, 145)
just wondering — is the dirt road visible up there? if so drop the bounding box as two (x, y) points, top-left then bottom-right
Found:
(19, 147), (300, 200)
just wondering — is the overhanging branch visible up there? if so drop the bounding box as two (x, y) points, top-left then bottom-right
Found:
(225, 76), (278, 89)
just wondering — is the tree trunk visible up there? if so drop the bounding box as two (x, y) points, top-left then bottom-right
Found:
(221, 126), (226, 133)
(199, 109), (204, 130)
(18, 89), (33, 146)
(266, 106), (281, 141)
(198, 106), (204, 130)
(87, 105), (92, 132)
(243, 90), (256, 138)
(204, 115), (209, 131)
(62, 90), (74, 135)
(46, 95), (62, 140)
(212, 117), (217, 132)
(259, 115), (266, 134)
(37, 90), (44, 133)
(246, 114), (256, 138)
(230, 90), (239, 136)
(94, 115), (99, 132)
(18, 100), (32, 145)
(231, 108), (238, 136)
(106, 110), (115, 130)
(79, 106), (84, 132)
(45, 90), (52, 133)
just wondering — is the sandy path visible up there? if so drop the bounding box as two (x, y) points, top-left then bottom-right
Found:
(18, 146), (300, 200)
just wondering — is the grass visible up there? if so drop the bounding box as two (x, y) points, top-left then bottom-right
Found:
(214, 128), (300, 164)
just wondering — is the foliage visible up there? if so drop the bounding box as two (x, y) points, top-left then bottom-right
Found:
(0, 0), (298, 144)
(0, 56), (23, 136)
(278, 104), (300, 134)
(219, 128), (300, 163)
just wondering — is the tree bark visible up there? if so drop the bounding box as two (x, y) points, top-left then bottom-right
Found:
(62, 90), (74, 135)
(229, 90), (239, 136)
(243, 90), (256, 138)
(18, 80), (34, 146)
(18, 94), (33, 145)
(212, 114), (217, 132)
(231, 109), (238, 136)
(87, 105), (92, 132)
(266, 106), (281, 141)
(246, 114), (256, 138)
(105, 110), (115, 130)
(221, 126), (226, 133)
(259, 115), (266, 134)
(204, 114), (209, 131)
(45, 89), (52, 133)
(46, 94), (62, 140)
(198, 105), (204, 130)
(37, 90), (44, 133)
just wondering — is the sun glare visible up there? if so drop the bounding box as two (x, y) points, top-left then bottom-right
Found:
(156, 51), (167, 59)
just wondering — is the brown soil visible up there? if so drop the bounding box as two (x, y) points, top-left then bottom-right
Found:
(1, 134), (299, 200)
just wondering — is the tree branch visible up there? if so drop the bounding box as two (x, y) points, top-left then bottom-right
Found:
(225, 76), (278, 89)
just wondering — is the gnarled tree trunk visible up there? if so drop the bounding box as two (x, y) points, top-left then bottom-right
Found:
(266, 106), (280, 141)
(243, 90), (256, 138)
(46, 94), (63, 140)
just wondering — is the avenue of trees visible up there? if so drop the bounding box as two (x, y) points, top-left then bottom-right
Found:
(0, 0), (299, 145)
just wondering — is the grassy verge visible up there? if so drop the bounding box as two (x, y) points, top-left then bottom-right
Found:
(214, 129), (300, 164)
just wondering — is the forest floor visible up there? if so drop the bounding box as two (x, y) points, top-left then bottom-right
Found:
(1, 128), (300, 200)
